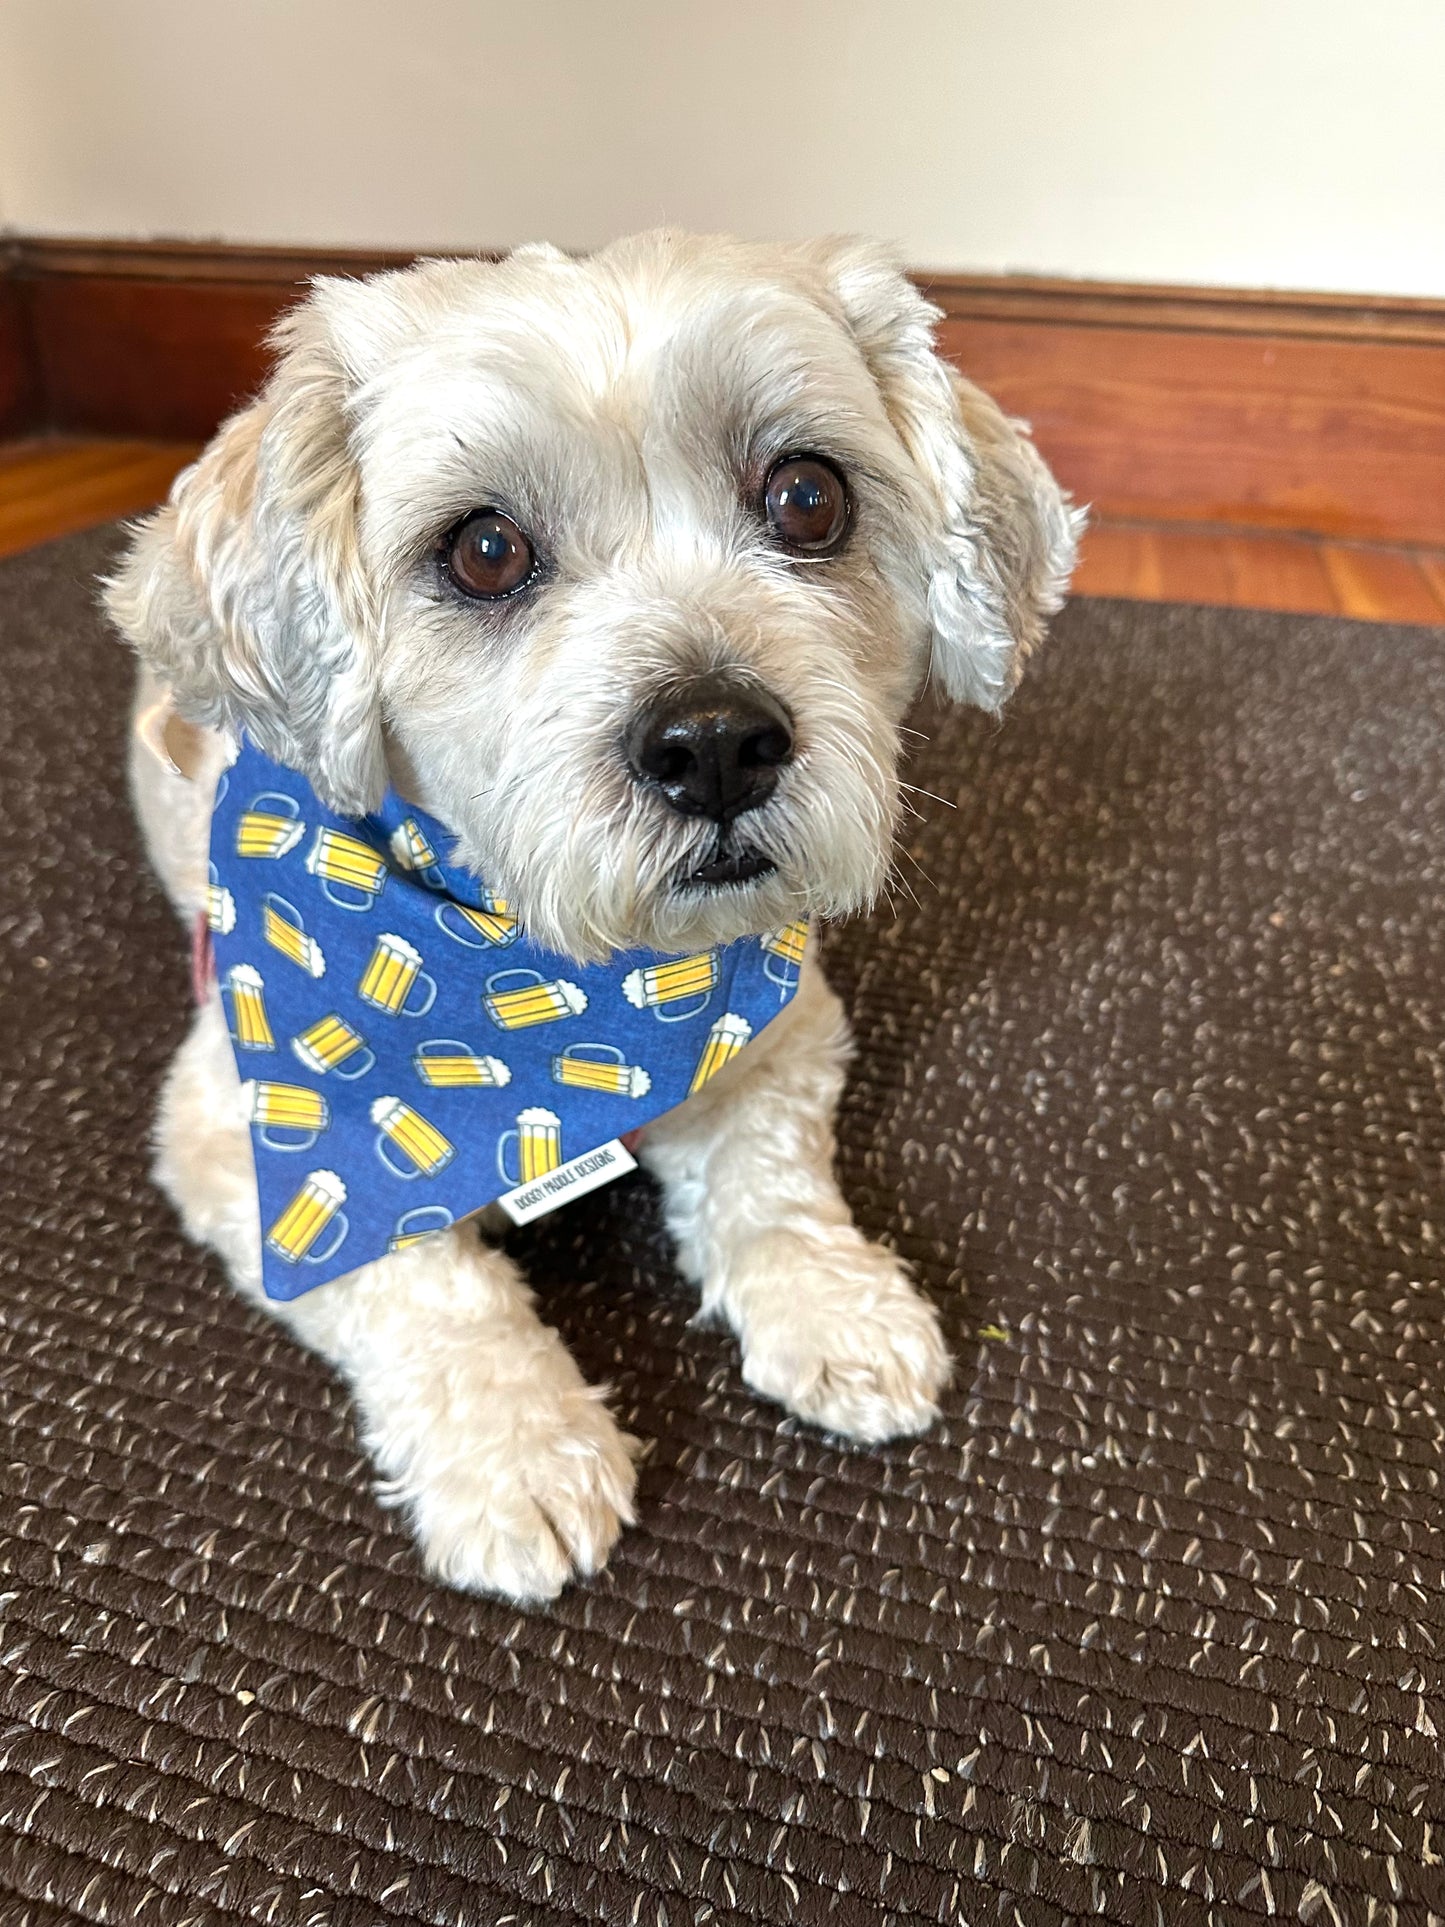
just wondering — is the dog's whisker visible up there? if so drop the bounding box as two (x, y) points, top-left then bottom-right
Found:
(887, 866), (924, 914)
(469, 760), (547, 808)
(897, 780), (957, 811)
(895, 844), (942, 894)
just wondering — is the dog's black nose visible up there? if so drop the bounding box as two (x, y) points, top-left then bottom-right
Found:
(625, 673), (794, 823)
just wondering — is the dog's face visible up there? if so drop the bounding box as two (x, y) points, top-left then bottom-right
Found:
(110, 232), (1078, 960)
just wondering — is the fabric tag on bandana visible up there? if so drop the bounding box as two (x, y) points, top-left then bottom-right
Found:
(496, 1137), (638, 1225)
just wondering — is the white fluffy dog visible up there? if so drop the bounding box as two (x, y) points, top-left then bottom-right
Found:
(107, 231), (1078, 1602)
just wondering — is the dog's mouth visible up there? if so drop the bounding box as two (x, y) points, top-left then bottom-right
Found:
(678, 838), (777, 891)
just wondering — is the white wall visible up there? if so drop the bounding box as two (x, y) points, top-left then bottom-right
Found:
(1, 0), (1441, 296)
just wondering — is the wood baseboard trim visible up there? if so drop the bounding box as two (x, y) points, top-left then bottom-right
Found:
(0, 275), (43, 437)
(4, 236), (418, 285)
(4, 237), (1443, 543)
(10, 239), (1444, 342)
(920, 272), (1445, 347)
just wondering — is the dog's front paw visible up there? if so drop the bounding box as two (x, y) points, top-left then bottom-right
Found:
(731, 1230), (951, 1441)
(376, 1366), (639, 1604)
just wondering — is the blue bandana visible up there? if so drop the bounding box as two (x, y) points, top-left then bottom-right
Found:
(206, 738), (808, 1300)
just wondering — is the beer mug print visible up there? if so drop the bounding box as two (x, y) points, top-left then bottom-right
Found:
(371, 1095), (455, 1179)
(222, 963), (275, 1051)
(291, 1013), (375, 1079)
(389, 1203), (455, 1252)
(551, 1042), (652, 1099)
(358, 933), (437, 1016)
(621, 950), (718, 1022)
(206, 861), (236, 936)
(497, 1106), (563, 1186)
(483, 968), (587, 1030)
(761, 919), (808, 990)
(436, 897), (520, 948)
(690, 1012), (754, 1093)
(389, 817), (447, 888)
(266, 1170), (349, 1265)
(412, 1039), (512, 1089)
(305, 826), (388, 910)
(235, 791), (305, 860)
(263, 893), (327, 978)
(242, 1079), (331, 1151)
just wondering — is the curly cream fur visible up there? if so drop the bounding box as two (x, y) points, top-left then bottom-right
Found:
(110, 230), (1077, 1601)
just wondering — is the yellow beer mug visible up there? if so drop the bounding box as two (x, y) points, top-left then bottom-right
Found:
(371, 1095), (455, 1179)
(235, 791), (305, 860)
(497, 1106), (563, 1185)
(205, 861), (236, 936)
(389, 1203), (455, 1252)
(483, 968), (587, 1031)
(266, 1169), (349, 1265)
(551, 1043), (652, 1099)
(358, 932), (437, 1017)
(263, 893), (327, 978)
(436, 896), (519, 948)
(621, 950), (718, 1022)
(222, 963), (275, 1052)
(690, 1012), (753, 1092)
(389, 817), (447, 888)
(413, 1039), (512, 1089)
(305, 826), (388, 910)
(761, 919), (809, 989)
(242, 1079), (331, 1151)
(291, 1013), (375, 1079)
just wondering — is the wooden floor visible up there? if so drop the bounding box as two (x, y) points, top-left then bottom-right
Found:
(3, 434), (1445, 622)
(0, 436), (204, 562)
(1079, 518), (1445, 624)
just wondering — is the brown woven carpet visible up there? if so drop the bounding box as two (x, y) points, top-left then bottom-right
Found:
(2, 525), (1443, 1927)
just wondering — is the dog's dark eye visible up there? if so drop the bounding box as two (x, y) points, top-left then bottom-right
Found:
(444, 509), (536, 599)
(763, 455), (849, 554)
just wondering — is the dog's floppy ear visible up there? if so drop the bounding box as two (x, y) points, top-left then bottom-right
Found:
(106, 277), (393, 813)
(810, 238), (1083, 709)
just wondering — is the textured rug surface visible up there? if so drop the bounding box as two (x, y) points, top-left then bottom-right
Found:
(1, 525), (1443, 1926)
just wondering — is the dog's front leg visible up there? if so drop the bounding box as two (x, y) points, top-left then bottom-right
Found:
(641, 961), (951, 1439)
(156, 1000), (638, 1600)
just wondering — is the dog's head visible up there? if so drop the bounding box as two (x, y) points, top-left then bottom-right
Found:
(109, 232), (1079, 960)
